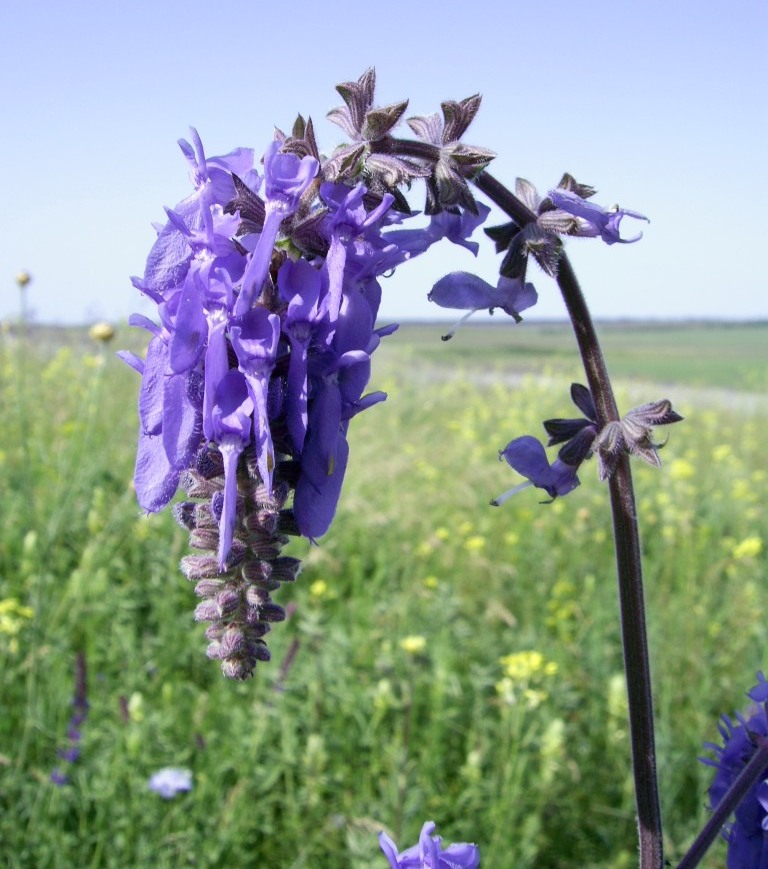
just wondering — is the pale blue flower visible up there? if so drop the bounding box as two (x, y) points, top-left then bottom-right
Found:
(148, 767), (193, 799)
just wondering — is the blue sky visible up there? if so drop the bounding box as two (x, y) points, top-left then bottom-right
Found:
(2, 0), (766, 324)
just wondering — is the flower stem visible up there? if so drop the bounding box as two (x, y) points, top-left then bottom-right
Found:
(381, 135), (665, 866)
(473, 169), (664, 869)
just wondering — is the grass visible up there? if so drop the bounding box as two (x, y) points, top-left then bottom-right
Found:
(0, 320), (766, 867)
(392, 320), (768, 391)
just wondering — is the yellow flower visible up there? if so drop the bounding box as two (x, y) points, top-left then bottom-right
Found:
(309, 579), (328, 598)
(731, 479), (753, 502)
(0, 598), (34, 654)
(732, 536), (763, 560)
(399, 635), (427, 655)
(499, 650), (557, 682)
(464, 535), (485, 553)
(423, 575), (439, 590)
(669, 459), (695, 481)
(0, 598), (34, 621)
(89, 321), (115, 342)
(523, 688), (548, 709)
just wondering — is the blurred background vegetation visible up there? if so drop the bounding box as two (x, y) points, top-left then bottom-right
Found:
(1, 319), (766, 867)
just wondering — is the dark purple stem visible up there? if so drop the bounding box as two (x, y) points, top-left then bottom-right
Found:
(382, 136), (664, 867)
(473, 169), (663, 869)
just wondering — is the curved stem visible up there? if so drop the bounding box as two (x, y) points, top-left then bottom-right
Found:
(380, 136), (665, 867)
(474, 169), (664, 868)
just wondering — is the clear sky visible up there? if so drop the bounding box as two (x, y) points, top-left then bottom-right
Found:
(2, 0), (766, 325)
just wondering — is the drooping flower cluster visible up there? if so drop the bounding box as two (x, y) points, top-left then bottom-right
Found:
(124, 72), (493, 678)
(493, 383), (682, 505)
(701, 673), (768, 868)
(379, 821), (480, 868)
(125, 69), (659, 679)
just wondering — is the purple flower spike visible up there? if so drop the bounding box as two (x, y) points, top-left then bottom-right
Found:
(148, 767), (193, 799)
(547, 188), (649, 245)
(379, 821), (480, 868)
(428, 271), (537, 339)
(493, 435), (580, 504)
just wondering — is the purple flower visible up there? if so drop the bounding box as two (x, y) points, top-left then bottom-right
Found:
(544, 385), (683, 482)
(234, 140), (318, 316)
(492, 436), (580, 505)
(148, 767), (193, 799)
(428, 271), (537, 340)
(230, 307), (280, 496)
(320, 181), (394, 324)
(543, 383), (599, 467)
(210, 369), (253, 568)
(125, 95), (501, 677)
(278, 258), (328, 453)
(51, 652), (88, 787)
(547, 187), (649, 245)
(701, 673), (768, 867)
(379, 821), (480, 868)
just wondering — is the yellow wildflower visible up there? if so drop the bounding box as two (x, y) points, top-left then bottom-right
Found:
(464, 535), (486, 552)
(89, 322), (115, 342)
(399, 635), (427, 655)
(310, 579), (328, 598)
(732, 537), (763, 560)
(669, 459), (696, 481)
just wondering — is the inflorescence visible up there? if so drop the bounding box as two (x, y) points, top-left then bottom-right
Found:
(125, 69), (659, 679)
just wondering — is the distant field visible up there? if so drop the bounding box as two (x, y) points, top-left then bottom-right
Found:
(382, 320), (768, 391)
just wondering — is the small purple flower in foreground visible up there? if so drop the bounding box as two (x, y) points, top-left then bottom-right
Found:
(700, 672), (768, 868)
(148, 767), (193, 799)
(492, 435), (580, 506)
(547, 187), (649, 245)
(379, 821), (480, 868)
(428, 271), (537, 340)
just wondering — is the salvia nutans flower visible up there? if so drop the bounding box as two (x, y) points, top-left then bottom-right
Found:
(51, 651), (88, 786)
(701, 672), (768, 868)
(483, 175), (649, 285)
(492, 383), (682, 505)
(123, 69), (502, 680)
(124, 69), (652, 678)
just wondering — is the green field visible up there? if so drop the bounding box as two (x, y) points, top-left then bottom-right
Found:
(1, 321), (766, 867)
